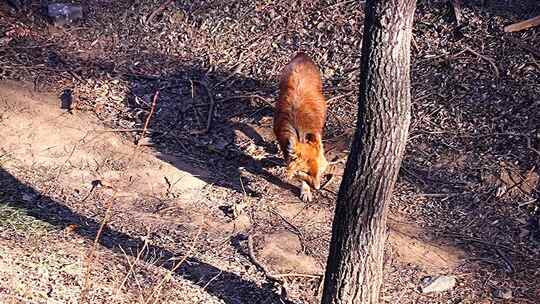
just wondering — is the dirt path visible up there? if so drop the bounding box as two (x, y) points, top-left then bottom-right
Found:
(0, 82), (476, 304)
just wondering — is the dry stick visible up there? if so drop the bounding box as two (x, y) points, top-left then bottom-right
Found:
(190, 94), (266, 108)
(113, 239), (149, 302)
(504, 15), (540, 32)
(145, 225), (203, 304)
(145, 0), (174, 25)
(191, 81), (216, 134)
(273, 273), (322, 279)
(79, 91), (160, 303)
(326, 91), (354, 105)
(116, 247), (145, 303)
(494, 248), (515, 273)
(317, 274), (326, 298)
(323, 0), (361, 10)
(321, 175), (335, 193)
(80, 192), (118, 303)
(202, 269), (224, 290)
(43, 132), (90, 196)
(269, 208), (306, 252)
(246, 235), (286, 286)
(463, 46), (500, 78)
(525, 134), (540, 157)
(189, 79), (203, 127)
(246, 235), (290, 304)
(445, 233), (519, 254)
(500, 165), (539, 197)
(92, 128), (160, 133)
(270, 208), (302, 236)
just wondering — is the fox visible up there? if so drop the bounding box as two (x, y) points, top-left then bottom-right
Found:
(273, 52), (328, 202)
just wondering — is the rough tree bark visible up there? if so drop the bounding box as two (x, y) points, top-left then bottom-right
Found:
(321, 1), (416, 304)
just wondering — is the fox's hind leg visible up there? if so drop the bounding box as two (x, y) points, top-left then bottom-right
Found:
(300, 181), (313, 202)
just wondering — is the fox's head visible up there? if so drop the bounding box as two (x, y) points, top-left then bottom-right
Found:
(286, 135), (328, 189)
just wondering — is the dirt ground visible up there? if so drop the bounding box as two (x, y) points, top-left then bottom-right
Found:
(0, 0), (539, 303)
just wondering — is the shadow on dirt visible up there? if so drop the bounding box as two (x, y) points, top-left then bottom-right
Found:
(119, 60), (301, 198)
(0, 167), (293, 304)
(29, 41), (303, 199)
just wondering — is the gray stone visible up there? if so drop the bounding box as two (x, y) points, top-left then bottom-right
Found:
(420, 275), (457, 294)
(492, 288), (512, 299)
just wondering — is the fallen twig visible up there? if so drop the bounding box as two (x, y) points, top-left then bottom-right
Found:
(411, 192), (462, 198)
(80, 90), (160, 303)
(190, 81), (215, 135)
(192, 94), (272, 108)
(445, 233), (520, 254)
(140, 91), (159, 139)
(323, 0), (363, 10)
(326, 91), (354, 104)
(145, 0), (175, 25)
(80, 192), (118, 303)
(317, 274), (326, 298)
(114, 240), (149, 302)
(246, 235), (283, 283)
(43, 132), (89, 196)
(464, 46), (500, 78)
(494, 248), (515, 273)
(321, 174), (335, 190)
(273, 272), (323, 279)
(269, 208), (306, 252)
(322, 187), (337, 195)
(91, 128), (160, 133)
(246, 235), (288, 300)
(504, 15), (540, 33)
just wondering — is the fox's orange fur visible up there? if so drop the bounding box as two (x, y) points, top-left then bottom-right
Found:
(273, 52), (328, 202)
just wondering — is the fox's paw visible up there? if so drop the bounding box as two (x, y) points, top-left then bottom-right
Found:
(300, 181), (313, 202)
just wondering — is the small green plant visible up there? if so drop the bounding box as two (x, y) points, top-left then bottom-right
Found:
(0, 201), (54, 234)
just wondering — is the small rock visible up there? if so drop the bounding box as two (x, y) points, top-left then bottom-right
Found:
(213, 138), (230, 151)
(492, 288), (512, 299)
(47, 4), (83, 26)
(420, 275), (457, 294)
(22, 192), (37, 202)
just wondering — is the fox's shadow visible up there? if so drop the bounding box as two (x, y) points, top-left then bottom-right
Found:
(121, 62), (305, 201)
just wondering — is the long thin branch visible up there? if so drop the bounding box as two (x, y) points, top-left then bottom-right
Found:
(464, 46), (500, 78)
(145, 0), (175, 25)
(190, 81), (216, 134)
(503, 15), (540, 32)
(80, 90), (160, 303)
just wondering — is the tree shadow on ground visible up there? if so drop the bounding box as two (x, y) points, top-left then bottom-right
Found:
(0, 167), (293, 304)
(28, 41), (304, 200)
(118, 58), (301, 199)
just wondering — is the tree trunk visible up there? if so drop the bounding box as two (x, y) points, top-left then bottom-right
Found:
(320, 1), (416, 304)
